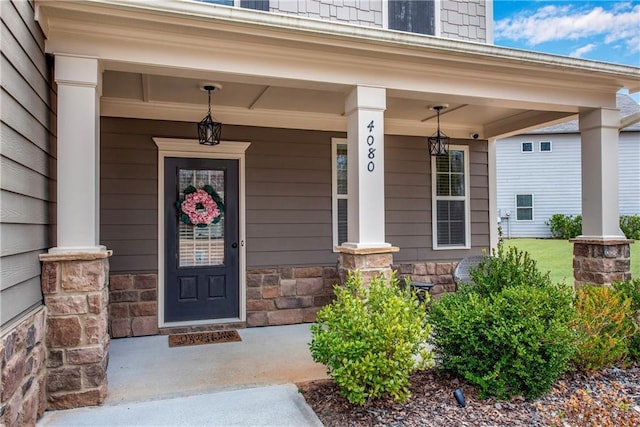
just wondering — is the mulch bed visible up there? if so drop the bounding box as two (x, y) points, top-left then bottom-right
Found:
(299, 365), (640, 426)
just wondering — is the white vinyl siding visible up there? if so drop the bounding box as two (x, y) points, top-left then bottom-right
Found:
(496, 132), (639, 238)
(432, 146), (471, 249)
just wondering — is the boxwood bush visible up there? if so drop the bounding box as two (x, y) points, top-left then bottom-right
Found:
(546, 214), (582, 239)
(620, 215), (640, 240)
(309, 272), (432, 405)
(427, 245), (576, 400)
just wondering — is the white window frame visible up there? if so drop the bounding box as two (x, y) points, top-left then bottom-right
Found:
(331, 138), (348, 251)
(431, 145), (471, 250)
(521, 141), (533, 153)
(539, 141), (552, 152)
(515, 194), (534, 221)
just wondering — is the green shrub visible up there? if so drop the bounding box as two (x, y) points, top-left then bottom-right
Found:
(546, 214), (582, 239)
(620, 215), (640, 240)
(470, 244), (552, 295)
(572, 285), (636, 370)
(428, 245), (576, 400)
(546, 213), (640, 240)
(613, 279), (640, 361)
(309, 272), (432, 405)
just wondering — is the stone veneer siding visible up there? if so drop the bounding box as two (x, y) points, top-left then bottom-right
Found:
(270, 0), (383, 27)
(440, 0), (488, 42)
(247, 267), (338, 327)
(0, 308), (48, 427)
(108, 274), (159, 338)
(393, 261), (458, 297)
(572, 239), (633, 288)
(40, 254), (111, 410)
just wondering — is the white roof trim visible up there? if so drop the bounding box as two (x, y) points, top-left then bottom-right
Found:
(37, 0), (640, 91)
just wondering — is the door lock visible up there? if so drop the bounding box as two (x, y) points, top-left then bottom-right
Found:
(231, 242), (238, 249)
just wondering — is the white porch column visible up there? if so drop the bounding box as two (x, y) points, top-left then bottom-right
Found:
(338, 86), (397, 285)
(578, 108), (624, 239)
(51, 55), (104, 253)
(343, 85), (390, 249)
(572, 107), (632, 288)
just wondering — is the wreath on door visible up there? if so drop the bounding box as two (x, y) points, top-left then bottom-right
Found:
(176, 185), (224, 227)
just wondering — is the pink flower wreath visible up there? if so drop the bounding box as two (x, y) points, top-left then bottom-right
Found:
(176, 185), (224, 227)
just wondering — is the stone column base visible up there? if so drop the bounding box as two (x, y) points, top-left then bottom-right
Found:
(337, 246), (399, 285)
(40, 251), (112, 410)
(571, 238), (633, 288)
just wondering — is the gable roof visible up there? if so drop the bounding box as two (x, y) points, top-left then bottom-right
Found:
(528, 93), (640, 134)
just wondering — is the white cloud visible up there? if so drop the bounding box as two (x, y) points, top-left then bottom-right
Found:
(495, 2), (640, 53)
(570, 43), (597, 58)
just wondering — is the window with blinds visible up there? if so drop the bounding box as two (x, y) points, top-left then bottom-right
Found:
(332, 139), (349, 249)
(432, 147), (470, 249)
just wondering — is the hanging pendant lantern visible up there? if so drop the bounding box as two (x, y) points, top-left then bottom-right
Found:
(428, 105), (450, 156)
(198, 84), (222, 146)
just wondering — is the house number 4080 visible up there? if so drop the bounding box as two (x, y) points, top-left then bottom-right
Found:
(366, 120), (375, 172)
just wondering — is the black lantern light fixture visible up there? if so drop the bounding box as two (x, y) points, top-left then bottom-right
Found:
(198, 84), (222, 146)
(428, 105), (450, 156)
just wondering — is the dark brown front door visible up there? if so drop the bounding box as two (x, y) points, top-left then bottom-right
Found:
(164, 157), (239, 322)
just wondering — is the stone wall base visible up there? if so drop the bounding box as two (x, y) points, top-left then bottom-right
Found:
(247, 267), (338, 327)
(40, 252), (111, 410)
(572, 238), (633, 288)
(108, 274), (158, 338)
(393, 261), (458, 297)
(107, 259), (460, 333)
(337, 246), (399, 285)
(1, 307), (48, 427)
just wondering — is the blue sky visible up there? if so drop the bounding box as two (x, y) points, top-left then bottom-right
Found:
(493, 1), (640, 67)
(493, 1), (640, 101)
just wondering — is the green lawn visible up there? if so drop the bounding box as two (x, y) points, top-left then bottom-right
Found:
(502, 239), (639, 285)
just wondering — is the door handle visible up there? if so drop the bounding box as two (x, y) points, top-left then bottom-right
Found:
(231, 242), (238, 249)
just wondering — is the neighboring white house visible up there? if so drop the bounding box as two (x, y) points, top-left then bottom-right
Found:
(496, 94), (640, 238)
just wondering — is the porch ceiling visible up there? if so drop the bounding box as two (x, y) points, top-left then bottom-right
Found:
(101, 69), (539, 139)
(37, 0), (640, 139)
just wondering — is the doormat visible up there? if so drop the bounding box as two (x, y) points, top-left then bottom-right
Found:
(168, 330), (241, 348)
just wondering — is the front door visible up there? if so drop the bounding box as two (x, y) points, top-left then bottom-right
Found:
(164, 157), (239, 322)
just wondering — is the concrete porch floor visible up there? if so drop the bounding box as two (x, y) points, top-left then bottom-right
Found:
(106, 323), (329, 404)
(38, 324), (329, 426)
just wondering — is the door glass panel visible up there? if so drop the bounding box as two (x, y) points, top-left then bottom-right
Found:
(178, 168), (225, 267)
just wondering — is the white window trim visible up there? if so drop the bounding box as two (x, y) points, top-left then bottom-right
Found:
(539, 141), (552, 152)
(153, 138), (250, 328)
(515, 193), (534, 222)
(431, 145), (471, 250)
(521, 141), (534, 153)
(331, 138), (347, 251)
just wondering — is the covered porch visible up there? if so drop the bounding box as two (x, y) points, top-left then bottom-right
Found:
(35, 0), (639, 410)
